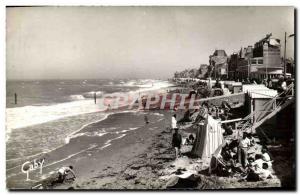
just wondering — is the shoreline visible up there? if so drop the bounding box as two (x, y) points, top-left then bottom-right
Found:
(6, 82), (295, 190)
(6, 108), (171, 189)
(6, 82), (173, 165)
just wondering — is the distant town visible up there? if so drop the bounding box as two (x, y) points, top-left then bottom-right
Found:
(173, 33), (295, 83)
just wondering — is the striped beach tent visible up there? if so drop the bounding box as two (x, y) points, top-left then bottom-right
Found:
(191, 115), (224, 159)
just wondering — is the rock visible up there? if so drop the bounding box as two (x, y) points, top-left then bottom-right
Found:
(124, 174), (136, 180)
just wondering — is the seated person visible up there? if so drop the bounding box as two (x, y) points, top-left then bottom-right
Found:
(178, 109), (192, 123)
(221, 145), (232, 161)
(185, 137), (191, 145)
(188, 134), (195, 143)
(252, 154), (265, 171)
(261, 148), (273, 167)
(223, 124), (233, 136)
(257, 163), (273, 180)
(247, 157), (255, 167)
(247, 133), (256, 146)
(185, 134), (195, 145)
(221, 101), (231, 111)
(244, 157), (255, 172)
(57, 166), (76, 183)
(261, 148), (271, 161)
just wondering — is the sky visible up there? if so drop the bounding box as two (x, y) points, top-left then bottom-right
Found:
(6, 6), (295, 80)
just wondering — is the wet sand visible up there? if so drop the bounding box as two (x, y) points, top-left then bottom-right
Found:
(6, 110), (172, 189)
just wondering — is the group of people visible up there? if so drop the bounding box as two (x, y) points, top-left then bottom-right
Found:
(170, 99), (235, 159)
(212, 132), (274, 182)
(170, 93), (276, 182)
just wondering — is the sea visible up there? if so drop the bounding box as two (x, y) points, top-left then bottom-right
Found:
(6, 79), (172, 183)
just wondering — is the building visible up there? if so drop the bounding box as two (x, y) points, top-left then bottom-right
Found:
(198, 64), (209, 78)
(209, 50), (228, 79)
(236, 46), (253, 80)
(228, 46), (252, 81)
(236, 34), (283, 81)
(227, 53), (238, 80)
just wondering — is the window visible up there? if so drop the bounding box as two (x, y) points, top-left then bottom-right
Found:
(258, 59), (263, 64)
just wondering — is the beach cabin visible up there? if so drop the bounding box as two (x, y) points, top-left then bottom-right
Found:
(224, 81), (242, 94)
(242, 85), (278, 125)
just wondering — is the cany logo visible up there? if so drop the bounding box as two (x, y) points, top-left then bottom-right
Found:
(21, 158), (45, 181)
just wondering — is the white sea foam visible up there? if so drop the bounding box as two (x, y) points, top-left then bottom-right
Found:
(100, 143), (111, 150)
(83, 91), (104, 98)
(104, 134), (126, 145)
(5, 80), (172, 142)
(6, 100), (107, 142)
(69, 95), (85, 100)
(116, 127), (139, 134)
(152, 112), (164, 116)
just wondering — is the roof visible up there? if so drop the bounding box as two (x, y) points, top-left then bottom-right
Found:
(213, 50), (227, 57)
(242, 84), (278, 98)
(224, 81), (242, 86)
(249, 90), (278, 98)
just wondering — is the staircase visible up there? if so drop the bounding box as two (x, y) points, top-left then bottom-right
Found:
(236, 83), (295, 133)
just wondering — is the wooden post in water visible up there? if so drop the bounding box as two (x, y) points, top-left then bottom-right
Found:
(14, 93), (17, 104)
(94, 92), (96, 104)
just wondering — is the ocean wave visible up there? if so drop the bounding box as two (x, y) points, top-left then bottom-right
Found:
(6, 80), (172, 140)
(69, 91), (104, 101)
(69, 95), (85, 100)
(5, 99), (108, 141)
(83, 91), (104, 98)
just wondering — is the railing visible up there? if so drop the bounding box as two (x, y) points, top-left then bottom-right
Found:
(236, 83), (294, 133)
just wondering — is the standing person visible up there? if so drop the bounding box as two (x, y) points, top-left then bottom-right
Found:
(171, 114), (177, 130)
(268, 78), (273, 88)
(94, 92), (97, 104)
(238, 133), (251, 168)
(215, 78), (221, 88)
(281, 77), (287, 91)
(277, 77), (284, 93)
(278, 77), (288, 99)
(264, 79), (268, 87)
(172, 128), (182, 159)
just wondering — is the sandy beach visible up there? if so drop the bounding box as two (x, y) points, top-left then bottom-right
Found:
(6, 95), (295, 190)
(5, 6), (296, 191)
(6, 107), (175, 189)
